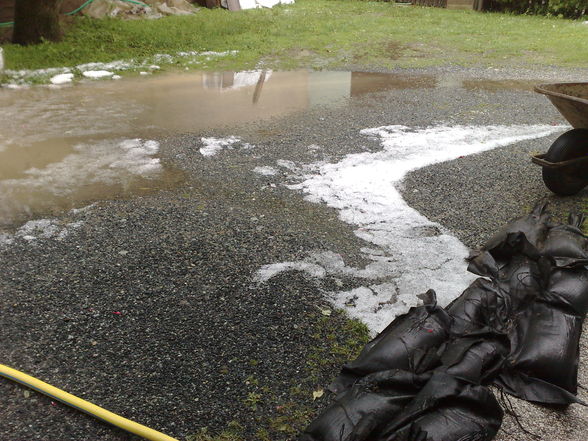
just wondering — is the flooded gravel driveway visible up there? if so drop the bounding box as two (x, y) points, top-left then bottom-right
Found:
(1, 67), (587, 441)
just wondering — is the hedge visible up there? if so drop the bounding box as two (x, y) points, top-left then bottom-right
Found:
(485, 0), (586, 18)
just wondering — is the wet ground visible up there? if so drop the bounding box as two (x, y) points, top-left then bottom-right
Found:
(2, 70), (427, 227)
(1, 66), (587, 441)
(0, 70), (544, 229)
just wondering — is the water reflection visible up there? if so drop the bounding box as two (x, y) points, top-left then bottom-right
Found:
(0, 70), (536, 228)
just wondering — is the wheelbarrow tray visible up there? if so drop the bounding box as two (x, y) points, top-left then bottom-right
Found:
(532, 83), (588, 195)
(535, 82), (588, 129)
(532, 83), (588, 170)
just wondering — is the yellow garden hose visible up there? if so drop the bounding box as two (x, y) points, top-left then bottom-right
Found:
(0, 363), (179, 441)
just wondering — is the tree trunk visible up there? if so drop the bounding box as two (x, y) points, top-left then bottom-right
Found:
(13, 0), (63, 45)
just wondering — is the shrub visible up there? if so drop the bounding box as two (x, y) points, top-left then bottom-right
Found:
(488, 0), (588, 19)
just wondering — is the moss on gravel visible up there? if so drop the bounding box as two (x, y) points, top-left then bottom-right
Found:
(187, 308), (370, 441)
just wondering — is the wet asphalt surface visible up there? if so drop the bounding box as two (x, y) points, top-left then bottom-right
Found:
(1, 65), (588, 441)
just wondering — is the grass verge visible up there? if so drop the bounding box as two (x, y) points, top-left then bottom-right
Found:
(1, 0), (588, 76)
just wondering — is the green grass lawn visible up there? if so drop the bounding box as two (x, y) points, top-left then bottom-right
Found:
(1, 0), (588, 73)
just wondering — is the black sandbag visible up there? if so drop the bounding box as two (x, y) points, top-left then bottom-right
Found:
(330, 291), (451, 394)
(540, 265), (588, 317)
(482, 202), (550, 256)
(301, 370), (430, 441)
(313, 338), (507, 441)
(468, 253), (542, 317)
(505, 300), (582, 394)
(467, 250), (500, 278)
(302, 205), (588, 441)
(540, 214), (588, 268)
(468, 251), (543, 312)
(495, 255), (543, 307)
(485, 231), (542, 263)
(447, 278), (511, 335)
(495, 369), (584, 406)
(439, 337), (509, 384)
(379, 373), (503, 441)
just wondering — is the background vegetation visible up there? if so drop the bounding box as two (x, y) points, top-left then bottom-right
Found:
(1, 0), (588, 74)
(489, 0), (587, 19)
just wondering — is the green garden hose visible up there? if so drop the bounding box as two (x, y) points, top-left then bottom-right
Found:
(65, 0), (101, 16)
(0, 0), (150, 28)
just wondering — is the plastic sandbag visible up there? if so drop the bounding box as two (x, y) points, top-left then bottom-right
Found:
(482, 202), (550, 254)
(492, 230), (542, 261)
(540, 266), (588, 317)
(330, 291), (451, 394)
(497, 255), (543, 305)
(447, 278), (511, 335)
(439, 337), (509, 384)
(467, 249), (500, 278)
(305, 372), (503, 441)
(379, 373), (503, 441)
(468, 252), (542, 313)
(301, 370), (430, 441)
(505, 300), (582, 394)
(540, 215), (588, 268)
(302, 205), (587, 441)
(495, 369), (584, 406)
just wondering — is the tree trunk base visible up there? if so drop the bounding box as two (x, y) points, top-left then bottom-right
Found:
(13, 0), (63, 45)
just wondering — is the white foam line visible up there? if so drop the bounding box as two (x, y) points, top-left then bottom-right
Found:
(253, 166), (279, 176)
(0, 138), (161, 225)
(2, 50), (239, 87)
(0, 219), (84, 247)
(256, 124), (566, 333)
(50, 73), (74, 85)
(200, 136), (252, 157)
(82, 70), (114, 79)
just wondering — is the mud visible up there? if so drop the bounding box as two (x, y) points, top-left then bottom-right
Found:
(0, 69), (542, 229)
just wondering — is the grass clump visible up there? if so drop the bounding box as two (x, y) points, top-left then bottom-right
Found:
(1, 0), (588, 75)
(187, 421), (245, 441)
(259, 310), (370, 439)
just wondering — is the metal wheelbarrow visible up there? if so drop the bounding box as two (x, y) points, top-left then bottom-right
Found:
(533, 83), (588, 195)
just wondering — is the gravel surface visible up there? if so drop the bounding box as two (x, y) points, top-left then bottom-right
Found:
(1, 65), (588, 441)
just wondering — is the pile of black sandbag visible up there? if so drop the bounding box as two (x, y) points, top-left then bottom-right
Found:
(301, 203), (588, 441)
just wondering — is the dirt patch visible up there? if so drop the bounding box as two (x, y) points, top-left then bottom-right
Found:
(285, 48), (320, 60)
(385, 41), (404, 60)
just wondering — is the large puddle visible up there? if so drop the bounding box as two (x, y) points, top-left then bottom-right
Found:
(0, 70), (537, 229)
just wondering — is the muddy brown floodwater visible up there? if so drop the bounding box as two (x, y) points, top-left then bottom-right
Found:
(0, 70), (540, 230)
